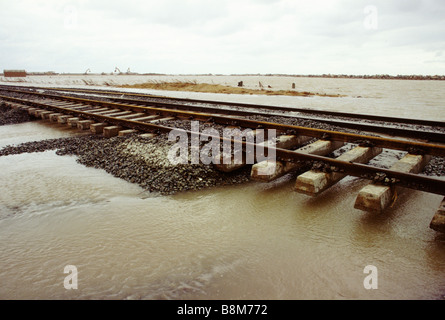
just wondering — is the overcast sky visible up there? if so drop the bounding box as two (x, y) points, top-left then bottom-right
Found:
(1, 0), (444, 75)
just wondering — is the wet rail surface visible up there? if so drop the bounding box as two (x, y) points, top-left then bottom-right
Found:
(0, 85), (445, 233)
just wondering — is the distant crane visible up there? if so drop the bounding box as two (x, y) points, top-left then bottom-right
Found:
(84, 68), (91, 75)
(114, 67), (122, 74)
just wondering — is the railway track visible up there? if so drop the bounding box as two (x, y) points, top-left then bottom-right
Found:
(1, 85), (444, 233)
(2, 85), (445, 139)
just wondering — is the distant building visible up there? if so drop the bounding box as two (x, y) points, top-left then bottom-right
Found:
(3, 70), (27, 77)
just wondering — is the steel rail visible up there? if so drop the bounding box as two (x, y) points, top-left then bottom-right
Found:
(1, 92), (445, 157)
(1, 84), (444, 128)
(2, 94), (445, 196)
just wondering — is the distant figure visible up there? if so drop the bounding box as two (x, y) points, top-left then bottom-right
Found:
(238, 81), (243, 87)
(292, 83), (296, 89)
(259, 81), (264, 89)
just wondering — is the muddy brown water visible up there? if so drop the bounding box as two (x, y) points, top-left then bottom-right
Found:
(0, 78), (445, 300)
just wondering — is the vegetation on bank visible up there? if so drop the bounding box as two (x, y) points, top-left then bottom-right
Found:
(119, 81), (345, 97)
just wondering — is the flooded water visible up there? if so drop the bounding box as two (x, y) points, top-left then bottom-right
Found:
(3, 74), (445, 121)
(0, 77), (445, 300)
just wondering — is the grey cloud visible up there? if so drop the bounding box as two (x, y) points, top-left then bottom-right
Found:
(1, 0), (444, 74)
(79, 0), (230, 29)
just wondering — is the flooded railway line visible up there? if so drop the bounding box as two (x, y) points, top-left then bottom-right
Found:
(0, 84), (444, 234)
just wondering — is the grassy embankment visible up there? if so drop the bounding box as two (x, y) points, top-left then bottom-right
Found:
(119, 81), (344, 97)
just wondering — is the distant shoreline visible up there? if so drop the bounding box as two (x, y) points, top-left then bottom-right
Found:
(2, 73), (445, 81)
(281, 74), (445, 80)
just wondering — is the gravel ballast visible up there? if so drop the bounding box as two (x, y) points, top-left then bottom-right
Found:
(0, 134), (252, 195)
(0, 102), (36, 126)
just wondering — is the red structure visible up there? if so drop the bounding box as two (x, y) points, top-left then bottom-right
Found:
(3, 70), (27, 77)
